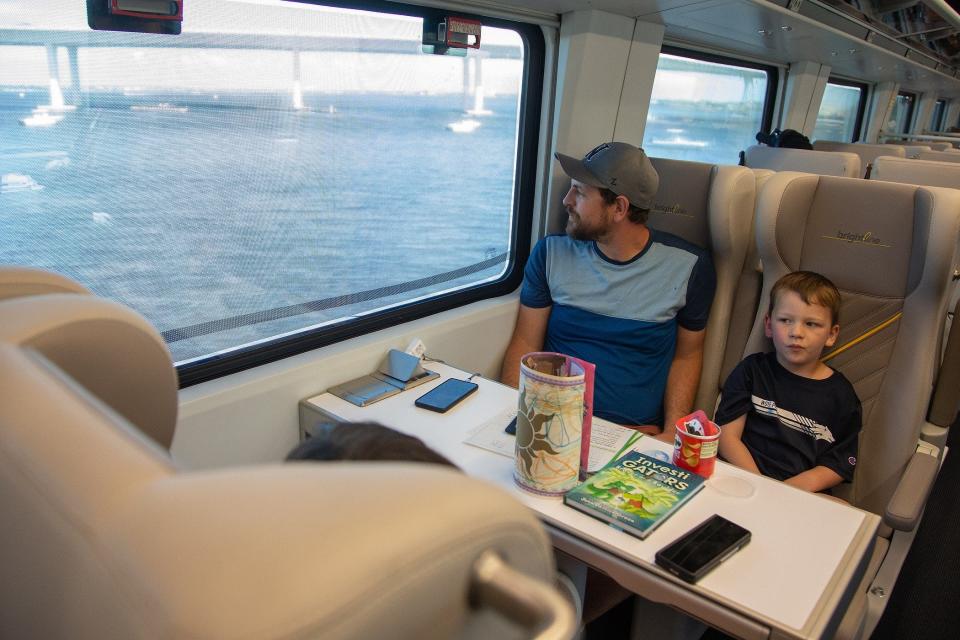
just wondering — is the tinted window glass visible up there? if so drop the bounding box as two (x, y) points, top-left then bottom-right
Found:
(889, 92), (915, 134)
(643, 51), (773, 164)
(0, 1), (533, 375)
(931, 99), (947, 131)
(812, 82), (863, 142)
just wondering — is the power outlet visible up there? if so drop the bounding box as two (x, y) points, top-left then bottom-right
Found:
(405, 338), (426, 359)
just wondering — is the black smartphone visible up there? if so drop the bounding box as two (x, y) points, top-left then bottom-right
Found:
(414, 378), (479, 413)
(505, 415), (518, 435)
(655, 515), (751, 584)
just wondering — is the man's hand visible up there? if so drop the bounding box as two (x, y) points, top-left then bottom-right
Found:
(500, 304), (551, 387)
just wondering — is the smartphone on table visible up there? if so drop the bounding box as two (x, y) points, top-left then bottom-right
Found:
(414, 378), (479, 413)
(655, 515), (751, 584)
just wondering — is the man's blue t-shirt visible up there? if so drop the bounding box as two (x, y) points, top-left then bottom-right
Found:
(520, 231), (715, 426)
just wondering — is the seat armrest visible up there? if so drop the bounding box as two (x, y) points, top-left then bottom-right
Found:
(883, 445), (940, 531)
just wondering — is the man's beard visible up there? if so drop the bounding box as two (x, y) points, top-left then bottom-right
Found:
(566, 207), (611, 242)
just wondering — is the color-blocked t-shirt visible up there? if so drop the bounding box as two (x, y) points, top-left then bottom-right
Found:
(714, 352), (862, 482)
(520, 231), (715, 425)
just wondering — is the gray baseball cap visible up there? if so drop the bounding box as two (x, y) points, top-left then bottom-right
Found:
(555, 142), (659, 210)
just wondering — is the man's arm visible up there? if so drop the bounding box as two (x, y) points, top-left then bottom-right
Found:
(500, 304), (552, 388)
(655, 326), (705, 442)
(717, 414), (761, 474)
(784, 466), (844, 493)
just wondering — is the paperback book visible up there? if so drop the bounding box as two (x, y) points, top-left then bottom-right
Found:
(563, 450), (706, 539)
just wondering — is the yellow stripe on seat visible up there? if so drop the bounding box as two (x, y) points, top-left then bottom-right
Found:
(821, 312), (903, 363)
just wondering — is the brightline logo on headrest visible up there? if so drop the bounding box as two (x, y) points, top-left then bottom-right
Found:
(651, 203), (694, 218)
(822, 230), (890, 247)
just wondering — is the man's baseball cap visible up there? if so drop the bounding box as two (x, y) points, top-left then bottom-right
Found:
(555, 142), (659, 210)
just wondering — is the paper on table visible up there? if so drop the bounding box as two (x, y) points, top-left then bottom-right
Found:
(464, 413), (647, 468)
(586, 421), (646, 473)
(463, 408), (517, 458)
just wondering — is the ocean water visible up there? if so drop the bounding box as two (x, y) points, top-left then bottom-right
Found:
(1, 89), (521, 362)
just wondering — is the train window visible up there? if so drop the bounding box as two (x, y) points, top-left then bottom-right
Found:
(0, 0), (543, 385)
(890, 91), (916, 134)
(930, 99), (947, 131)
(812, 79), (866, 142)
(643, 48), (776, 164)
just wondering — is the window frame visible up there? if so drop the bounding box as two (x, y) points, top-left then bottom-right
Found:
(654, 45), (780, 156)
(165, 0), (545, 386)
(819, 77), (868, 142)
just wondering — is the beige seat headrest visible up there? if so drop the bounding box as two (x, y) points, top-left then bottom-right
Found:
(0, 295), (178, 449)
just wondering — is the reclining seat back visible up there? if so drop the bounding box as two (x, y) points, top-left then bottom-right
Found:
(742, 145), (861, 177)
(743, 173), (960, 514)
(872, 155), (960, 188)
(813, 141), (906, 178)
(717, 169), (775, 417)
(647, 157), (756, 415)
(0, 291), (568, 640)
(916, 149), (960, 164)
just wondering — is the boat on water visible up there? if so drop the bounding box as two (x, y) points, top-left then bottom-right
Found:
(1, 173), (43, 193)
(18, 111), (64, 127)
(131, 103), (188, 113)
(446, 118), (481, 133)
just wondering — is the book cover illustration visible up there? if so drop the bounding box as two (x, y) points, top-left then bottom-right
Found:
(563, 450), (706, 539)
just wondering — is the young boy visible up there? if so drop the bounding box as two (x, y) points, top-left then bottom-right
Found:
(716, 271), (861, 493)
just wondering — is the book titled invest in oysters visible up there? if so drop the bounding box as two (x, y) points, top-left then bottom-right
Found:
(563, 450), (705, 539)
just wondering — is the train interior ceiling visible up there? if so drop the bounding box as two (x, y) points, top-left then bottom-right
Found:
(5, 0), (960, 637)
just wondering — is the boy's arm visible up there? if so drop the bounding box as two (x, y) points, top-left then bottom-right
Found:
(718, 414), (761, 474)
(655, 326), (705, 443)
(784, 466), (844, 493)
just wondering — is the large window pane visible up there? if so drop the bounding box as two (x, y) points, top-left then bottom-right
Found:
(0, 1), (529, 369)
(812, 82), (863, 142)
(643, 52), (772, 164)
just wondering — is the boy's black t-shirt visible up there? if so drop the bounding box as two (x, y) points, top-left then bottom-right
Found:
(715, 352), (862, 482)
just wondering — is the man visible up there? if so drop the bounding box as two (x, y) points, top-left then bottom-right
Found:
(500, 142), (715, 441)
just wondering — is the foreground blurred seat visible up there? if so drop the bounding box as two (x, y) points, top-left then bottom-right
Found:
(0, 275), (574, 640)
(743, 173), (960, 639)
(647, 157), (756, 416)
(742, 145), (861, 177)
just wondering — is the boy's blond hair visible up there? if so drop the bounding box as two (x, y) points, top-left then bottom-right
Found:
(768, 271), (841, 325)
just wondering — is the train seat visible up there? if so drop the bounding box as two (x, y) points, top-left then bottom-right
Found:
(812, 140), (907, 178)
(869, 155), (960, 445)
(647, 157), (756, 416)
(0, 265), (91, 300)
(743, 172), (960, 638)
(716, 168), (775, 418)
(872, 154), (960, 188)
(900, 145), (931, 158)
(741, 145), (861, 177)
(916, 149), (960, 163)
(0, 284), (573, 640)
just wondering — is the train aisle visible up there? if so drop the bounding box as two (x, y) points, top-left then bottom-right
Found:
(871, 415), (960, 640)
